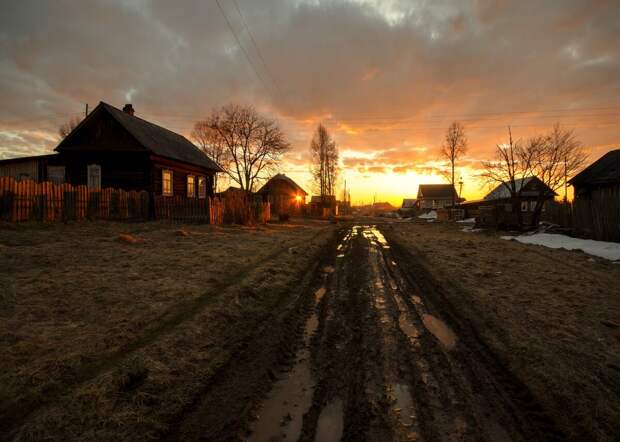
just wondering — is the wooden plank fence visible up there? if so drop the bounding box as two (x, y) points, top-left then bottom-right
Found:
(0, 177), (270, 225)
(542, 190), (620, 242)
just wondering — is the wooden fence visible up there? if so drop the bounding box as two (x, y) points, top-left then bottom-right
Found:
(0, 177), (270, 225)
(0, 177), (149, 222)
(542, 191), (620, 242)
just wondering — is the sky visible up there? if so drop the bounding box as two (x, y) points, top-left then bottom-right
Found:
(1, 0), (619, 205)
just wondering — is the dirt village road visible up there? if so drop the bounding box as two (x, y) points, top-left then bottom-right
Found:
(1, 220), (619, 441)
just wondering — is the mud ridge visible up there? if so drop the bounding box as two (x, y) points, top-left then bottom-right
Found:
(382, 225), (566, 441)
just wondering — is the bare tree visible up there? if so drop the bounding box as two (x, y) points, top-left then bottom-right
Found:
(530, 124), (588, 225)
(191, 121), (229, 192)
(481, 125), (587, 227)
(440, 121), (467, 207)
(58, 117), (81, 140)
(480, 127), (535, 227)
(310, 124), (339, 200)
(204, 104), (290, 192)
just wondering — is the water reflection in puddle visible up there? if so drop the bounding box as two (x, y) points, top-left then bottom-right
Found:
(422, 314), (457, 349)
(249, 286), (328, 441)
(315, 399), (344, 442)
(391, 383), (416, 428)
(323, 266), (335, 273)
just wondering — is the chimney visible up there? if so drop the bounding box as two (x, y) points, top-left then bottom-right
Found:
(122, 104), (135, 116)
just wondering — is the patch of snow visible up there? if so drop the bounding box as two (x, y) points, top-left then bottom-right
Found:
(462, 226), (483, 233)
(501, 233), (620, 261)
(418, 210), (437, 219)
(457, 218), (476, 224)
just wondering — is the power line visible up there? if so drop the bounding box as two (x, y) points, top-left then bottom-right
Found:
(231, 0), (282, 97)
(215, 0), (276, 98)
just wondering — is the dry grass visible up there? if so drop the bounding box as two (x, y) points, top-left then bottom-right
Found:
(385, 221), (620, 440)
(0, 219), (335, 440)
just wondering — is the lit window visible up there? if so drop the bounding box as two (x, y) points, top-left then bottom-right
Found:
(521, 201), (529, 212)
(530, 201), (537, 211)
(187, 175), (195, 197)
(197, 176), (206, 199)
(162, 169), (173, 196)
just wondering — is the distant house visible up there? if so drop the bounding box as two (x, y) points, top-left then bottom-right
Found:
(372, 202), (395, 212)
(256, 173), (307, 217)
(461, 177), (556, 227)
(417, 184), (461, 210)
(0, 102), (223, 198)
(399, 198), (417, 216)
(569, 149), (620, 200)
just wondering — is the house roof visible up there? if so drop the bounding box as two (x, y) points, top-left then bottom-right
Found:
(568, 149), (620, 187)
(417, 184), (457, 199)
(401, 198), (416, 208)
(0, 153), (59, 165)
(484, 177), (556, 200)
(57, 102), (223, 172)
(256, 173), (308, 195)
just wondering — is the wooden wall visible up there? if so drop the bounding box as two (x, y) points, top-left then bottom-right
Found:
(151, 155), (215, 197)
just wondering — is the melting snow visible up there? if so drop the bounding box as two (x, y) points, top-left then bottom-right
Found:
(418, 211), (437, 219)
(501, 233), (620, 261)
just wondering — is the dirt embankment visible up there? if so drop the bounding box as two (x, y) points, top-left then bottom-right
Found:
(382, 221), (620, 441)
(0, 220), (336, 440)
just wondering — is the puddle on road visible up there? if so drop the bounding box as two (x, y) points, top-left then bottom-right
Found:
(336, 254), (345, 258)
(411, 295), (422, 305)
(249, 286), (328, 441)
(391, 383), (416, 429)
(422, 314), (457, 349)
(323, 266), (335, 273)
(315, 399), (344, 442)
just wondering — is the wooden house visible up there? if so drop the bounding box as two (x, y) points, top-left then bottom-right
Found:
(256, 173), (307, 217)
(54, 102), (222, 197)
(417, 184), (461, 210)
(461, 177), (556, 227)
(569, 149), (620, 200)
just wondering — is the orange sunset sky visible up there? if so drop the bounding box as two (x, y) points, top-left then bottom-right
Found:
(1, 0), (619, 206)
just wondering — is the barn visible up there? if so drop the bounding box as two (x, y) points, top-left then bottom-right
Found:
(256, 173), (307, 217)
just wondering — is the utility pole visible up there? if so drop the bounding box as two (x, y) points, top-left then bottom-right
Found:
(85, 103), (89, 118)
(563, 156), (568, 203)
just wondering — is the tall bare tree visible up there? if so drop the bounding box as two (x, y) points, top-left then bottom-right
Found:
(191, 121), (229, 192)
(310, 124), (339, 200)
(204, 104), (290, 192)
(58, 116), (81, 140)
(440, 121), (467, 207)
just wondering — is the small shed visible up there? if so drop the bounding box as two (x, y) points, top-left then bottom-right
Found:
(256, 173), (307, 217)
(0, 154), (65, 184)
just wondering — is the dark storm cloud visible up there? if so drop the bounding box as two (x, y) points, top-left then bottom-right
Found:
(0, 0), (619, 161)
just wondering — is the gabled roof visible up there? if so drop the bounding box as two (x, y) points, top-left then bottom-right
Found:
(57, 102), (223, 171)
(401, 198), (416, 208)
(568, 149), (620, 187)
(484, 177), (556, 200)
(417, 184), (457, 199)
(257, 173), (308, 195)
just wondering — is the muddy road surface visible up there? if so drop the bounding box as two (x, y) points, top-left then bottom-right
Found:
(170, 224), (564, 441)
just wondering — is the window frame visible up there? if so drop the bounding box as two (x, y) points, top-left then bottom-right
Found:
(187, 174), (196, 198)
(197, 176), (206, 199)
(520, 200), (529, 212)
(162, 169), (173, 196)
(87, 164), (101, 190)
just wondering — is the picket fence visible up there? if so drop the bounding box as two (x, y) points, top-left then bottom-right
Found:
(0, 177), (270, 225)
